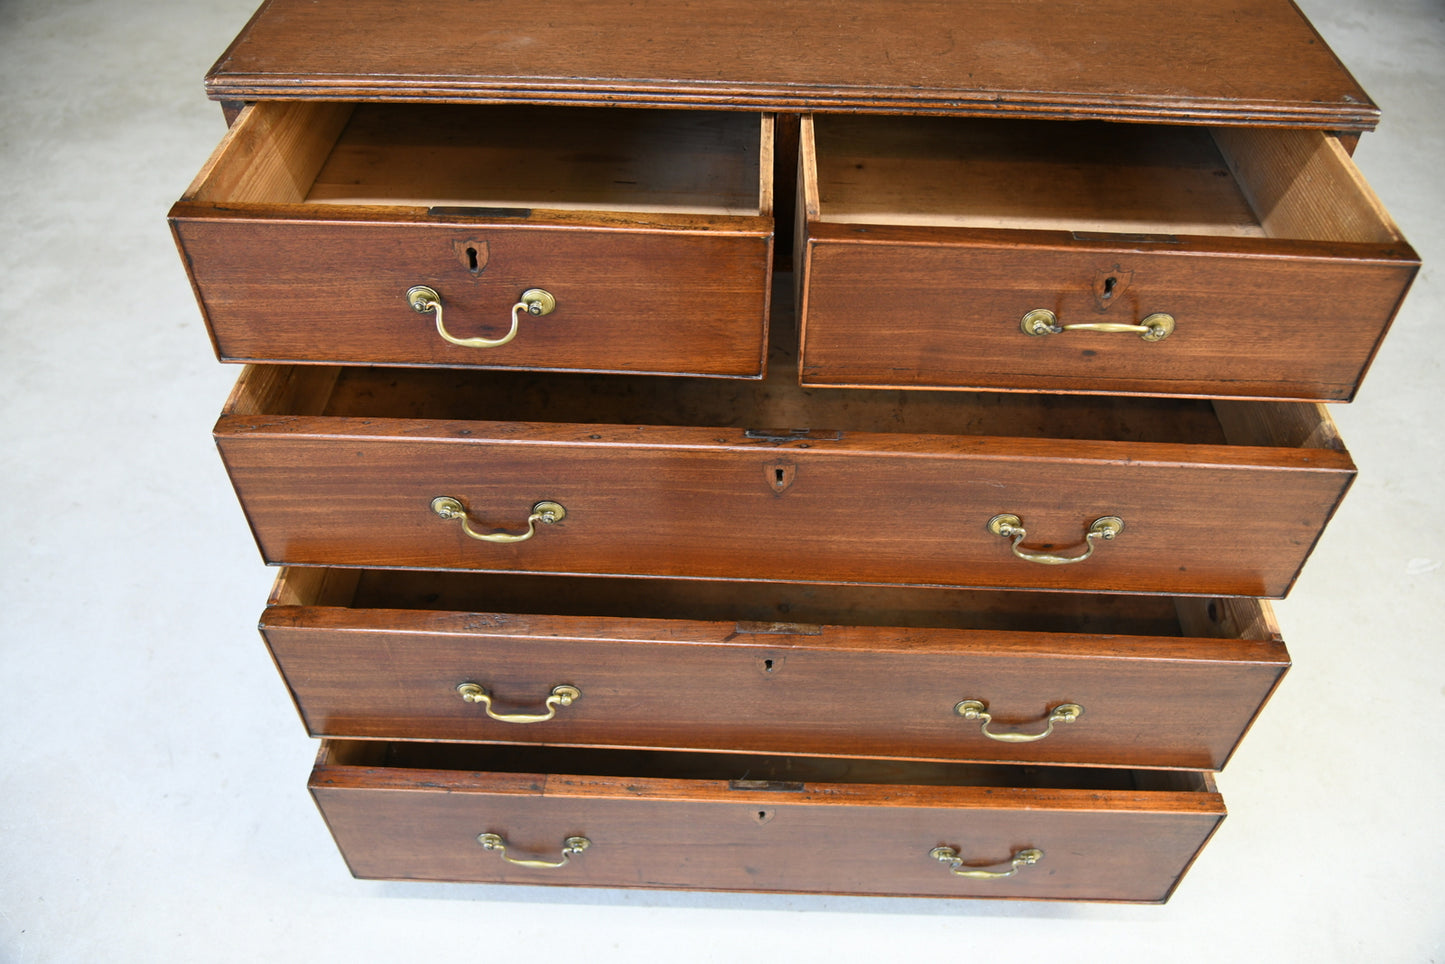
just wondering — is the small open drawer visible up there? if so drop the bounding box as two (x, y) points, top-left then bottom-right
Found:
(797, 114), (1418, 400)
(309, 741), (1224, 901)
(216, 335), (1354, 597)
(266, 567), (1288, 769)
(170, 102), (774, 377)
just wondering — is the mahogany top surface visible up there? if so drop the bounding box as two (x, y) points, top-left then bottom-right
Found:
(207, 0), (1377, 129)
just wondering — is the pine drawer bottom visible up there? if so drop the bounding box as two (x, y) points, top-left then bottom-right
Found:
(310, 741), (1224, 902)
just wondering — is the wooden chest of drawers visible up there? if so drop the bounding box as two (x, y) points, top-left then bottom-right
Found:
(171, 0), (1417, 901)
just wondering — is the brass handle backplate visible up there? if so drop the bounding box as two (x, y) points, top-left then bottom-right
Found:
(408, 285), (556, 348)
(955, 699), (1083, 743)
(477, 832), (590, 869)
(930, 846), (1044, 879)
(457, 682), (581, 723)
(988, 513), (1123, 565)
(432, 497), (566, 543)
(1021, 308), (1174, 341)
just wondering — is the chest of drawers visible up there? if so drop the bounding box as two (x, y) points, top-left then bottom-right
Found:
(171, 0), (1417, 902)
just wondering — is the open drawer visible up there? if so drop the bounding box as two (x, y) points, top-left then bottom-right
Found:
(309, 741), (1224, 901)
(797, 114), (1418, 401)
(170, 102), (774, 377)
(215, 331), (1354, 596)
(266, 567), (1288, 770)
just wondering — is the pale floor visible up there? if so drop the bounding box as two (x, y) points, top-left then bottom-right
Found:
(1, 0), (1441, 960)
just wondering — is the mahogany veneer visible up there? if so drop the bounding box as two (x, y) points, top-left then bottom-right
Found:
(207, 0), (1377, 129)
(311, 742), (1224, 902)
(173, 102), (775, 376)
(797, 116), (1418, 400)
(215, 338), (1354, 597)
(172, 0), (1415, 903)
(265, 568), (1287, 769)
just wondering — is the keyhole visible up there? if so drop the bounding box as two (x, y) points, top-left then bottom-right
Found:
(466, 246), (480, 273)
(764, 461), (796, 496)
(1102, 276), (1117, 299)
(763, 658), (775, 672)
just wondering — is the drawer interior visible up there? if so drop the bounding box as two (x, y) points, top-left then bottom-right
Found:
(229, 345), (1344, 452)
(806, 114), (1401, 243)
(185, 101), (772, 216)
(275, 566), (1278, 642)
(323, 739), (1213, 793)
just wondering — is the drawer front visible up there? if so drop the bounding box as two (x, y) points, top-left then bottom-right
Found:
(265, 571), (1288, 769)
(799, 228), (1415, 399)
(217, 382), (1354, 597)
(173, 217), (773, 377)
(309, 743), (1224, 901)
(798, 116), (1418, 400)
(170, 101), (774, 377)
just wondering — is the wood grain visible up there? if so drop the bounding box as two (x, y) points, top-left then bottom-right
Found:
(1212, 126), (1403, 243)
(263, 568), (1287, 768)
(339, 568), (1195, 634)
(812, 116), (1267, 236)
(184, 102), (353, 205)
(204, 0), (1378, 130)
(306, 104), (767, 215)
(177, 0), (1399, 906)
(797, 117), (1418, 401)
(213, 343), (1355, 597)
(1212, 400), (1344, 451)
(309, 741), (1224, 900)
(170, 101), (774, 375)
(173, 217), (774, 375)
(187, 102), (770, 215)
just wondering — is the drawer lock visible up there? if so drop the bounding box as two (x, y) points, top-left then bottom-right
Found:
(929, 846), (1044, 880)
(477, 832), (590, 869)
(432, 497), (566, 543)
(988, 514), (1122, 565)
(407, 284), (556, 348)
(954, 699), (1083, 743)
(1021, 308), (1174, 342)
